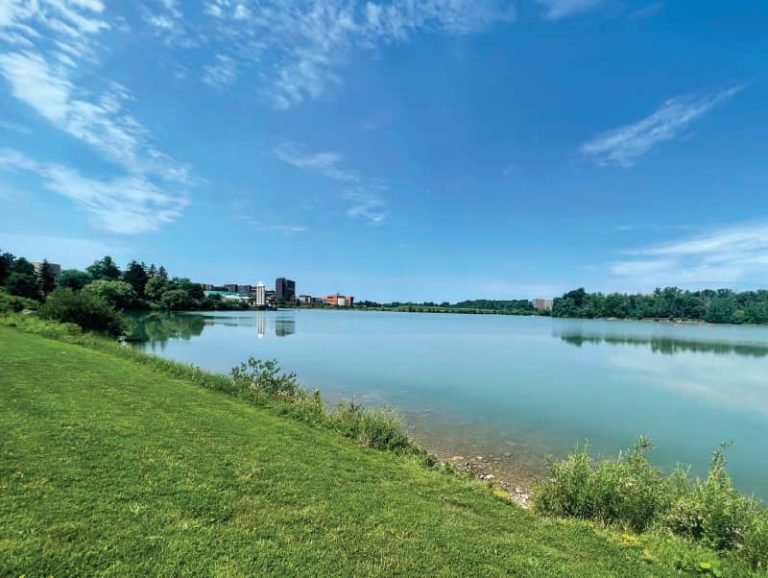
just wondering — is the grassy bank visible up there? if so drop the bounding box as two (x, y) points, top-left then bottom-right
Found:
(0, 323), (762, 576)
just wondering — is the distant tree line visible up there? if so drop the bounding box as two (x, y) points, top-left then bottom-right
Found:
(359, 299), (539, 315)
(1, 250), (251, 315)
(552, 287), (768, 325)
(1, 250), (265, 335)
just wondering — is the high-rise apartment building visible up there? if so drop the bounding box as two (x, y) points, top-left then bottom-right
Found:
(275, 278), (296, 302)
(255, 282), (266, 308)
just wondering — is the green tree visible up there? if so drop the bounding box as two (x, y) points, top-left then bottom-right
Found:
(0, 251), (14, 286)
(86, 256), (121, 280)
(160, 288), (191, 311)
(37, 259), (57, 296)
(122, 261), (149, 299)
(82, 280), (138, 310)
(174, 278), (204, 300)
(11, 257), (35, 276)
(144, 275), (169, 301)
(5, 272), (40, 300)
(58, 269), (92, 291)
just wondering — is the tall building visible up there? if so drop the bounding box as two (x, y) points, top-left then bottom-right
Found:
(532, 298), (553, 311)
(254, 282), (266, 308)
(275, 278), (296, 302)
(32, 262), (61, 280)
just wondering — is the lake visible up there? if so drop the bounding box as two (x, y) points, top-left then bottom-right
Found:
(128, 310), (768, 498)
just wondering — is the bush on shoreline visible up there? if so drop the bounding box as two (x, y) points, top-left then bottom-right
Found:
(38, 288), (127, 337)
(534, 439), (767, 570)
(231, 356), (416, 453)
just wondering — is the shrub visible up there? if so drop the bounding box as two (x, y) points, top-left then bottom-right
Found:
(332, 401), (412, 452)
(0, 290), (39, 314)
(665, 446), (762, 552)
(231, 357), (302, 398)
(39, 288), (127, 336)
(230, 357), (413, 452)
(534, 439), (768, 569)
(533, 438), (675, 532)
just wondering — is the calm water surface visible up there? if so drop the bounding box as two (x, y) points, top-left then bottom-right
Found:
(129, 310), (768, 497)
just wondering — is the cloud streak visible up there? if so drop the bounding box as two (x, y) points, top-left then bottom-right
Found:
(200, 0), (516, 109)
(0, 149), (187, 234)
(610, 222), (768, 288)
(538, 0), (603, 20)
(274, 143), (389, 223)
(581, 86), (743, 167)
(0, 0), (193, 232)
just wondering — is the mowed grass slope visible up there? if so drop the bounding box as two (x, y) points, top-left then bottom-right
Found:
(0, 327), (732, 576)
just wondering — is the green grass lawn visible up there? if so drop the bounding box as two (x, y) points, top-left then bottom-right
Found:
(0, 326), (756, 577)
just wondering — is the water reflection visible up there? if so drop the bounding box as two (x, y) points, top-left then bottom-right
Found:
(275, 316), (295, 337)
(125, 312), (205, 350)
(556, 332), (768, 358)
(127, 311), (297, 344)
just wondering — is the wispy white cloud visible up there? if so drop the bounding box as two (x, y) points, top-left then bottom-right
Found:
(0, 119), (32, 134)
(0, 149), (187, 234)
(610, 222), (768, 288)
(274, 143), (358, 182)
(344, 189), (388, 223)
(0, 0), (193, 231)
(629, 3), (664, 20)
(538, 0), (603, 20)
(0, 50), (189, 182)
(581, 86), (743, 167)
(274, 142), (390, 223)
(199, 0), (516, 108)
(202, 53), (239, 88)
(233, 215), (308, 234)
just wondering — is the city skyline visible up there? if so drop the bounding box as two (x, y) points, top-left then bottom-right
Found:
(2, 1), (768, 302)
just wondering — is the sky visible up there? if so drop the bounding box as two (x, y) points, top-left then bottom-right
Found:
(1, 0), (767, 302)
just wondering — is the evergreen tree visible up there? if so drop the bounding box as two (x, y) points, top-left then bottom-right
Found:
(37, 259), (57, 296)
(5, 272), (40, 300)
(58, 269), (92, 291)
(0, 251), (14, 286)
(122, 260), (149, 299)
(11, 257), (35, 276)
(86, 256), (121, 280)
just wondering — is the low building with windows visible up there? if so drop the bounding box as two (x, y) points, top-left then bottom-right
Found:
(326, 294), (354, 307)
(204, 290), (249, 302)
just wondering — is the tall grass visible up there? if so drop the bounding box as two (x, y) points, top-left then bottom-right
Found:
(534, 439), (767, 570)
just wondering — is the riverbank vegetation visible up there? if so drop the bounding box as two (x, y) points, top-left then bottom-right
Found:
(534, 439), (767, 571)
(1, 315), (766, 575)
(359, 298), (541, 315)
(553, 287), (768, 325)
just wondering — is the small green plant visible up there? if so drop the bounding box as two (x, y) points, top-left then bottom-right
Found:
(331, 401), (412, 452)
(231, 357), (302, 397)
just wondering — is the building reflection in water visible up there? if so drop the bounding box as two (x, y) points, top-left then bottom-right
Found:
(256, 313), (266, 339)
(275, 315), (296, 337)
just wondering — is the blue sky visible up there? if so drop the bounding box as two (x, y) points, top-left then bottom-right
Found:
(1, 0), (767, 302)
